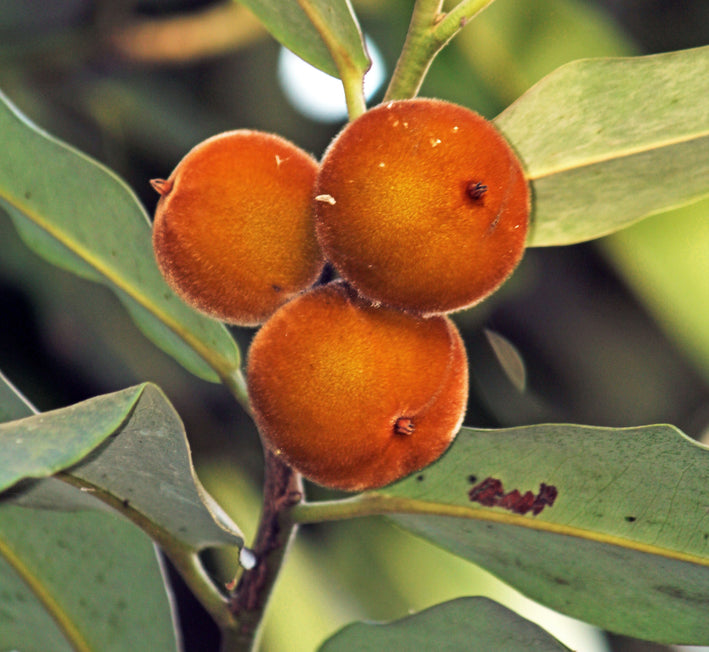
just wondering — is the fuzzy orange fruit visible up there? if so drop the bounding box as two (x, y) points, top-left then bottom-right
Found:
(247, 281), (468, 491)
(314, 99), (530, 314)
(152, 130), (324, 325)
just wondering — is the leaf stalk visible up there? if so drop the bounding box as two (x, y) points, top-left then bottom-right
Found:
(56, 473), (236, 631)
(385, 0), (495, 101)
(296, 0), (367, 120)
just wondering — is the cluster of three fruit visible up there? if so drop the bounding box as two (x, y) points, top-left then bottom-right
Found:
(151, 99), (530, 491)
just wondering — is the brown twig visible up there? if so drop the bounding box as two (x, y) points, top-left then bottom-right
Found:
(226, 450), (303, 651)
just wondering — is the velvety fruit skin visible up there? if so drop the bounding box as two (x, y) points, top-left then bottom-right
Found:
(152, 130), (324, 326)
(314, 99), (530, 314)
(247, 281), (468, 491)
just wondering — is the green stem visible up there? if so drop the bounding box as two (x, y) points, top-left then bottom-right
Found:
(227, 451), (304, 651)
(221, 368), (252, 417)
(289, 491), (489, 525)
(295, 0), (367, 120)
(385, 0), (443, 101)
(434, 0), (496, 41)
(340, 61), (368, 121)
(165, 547), (236, 632)
(385, 0), (496, 101)
(290, 493), (406, 524)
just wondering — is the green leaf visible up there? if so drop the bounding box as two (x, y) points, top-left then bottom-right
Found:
(0, 369), (36, 422)
(0, 370), (107, 511)
(0, 385), (142, 494)
(65, 383), (243, 550)
(0, 374), (178, 651)
(603, 197), (709, 383)
(318, 596), (571, 651)
(0, 381), (243, 551)
(495, 45), (709, 246)
(369, 424), (709, 644)
(0, 507), (179, 652)
(235, 0), (369, 78)
(0, 89), (240, 383)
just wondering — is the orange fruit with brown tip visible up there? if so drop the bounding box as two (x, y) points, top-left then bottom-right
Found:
(247, 281), (468, 491)
(151, 130), (324, 326)
(313, 98), (530, 314)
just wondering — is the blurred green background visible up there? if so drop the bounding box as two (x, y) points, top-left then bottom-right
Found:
(1, 1), (708, 651)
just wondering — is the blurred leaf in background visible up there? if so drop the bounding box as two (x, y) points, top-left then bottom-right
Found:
(603, 197), (709, 389)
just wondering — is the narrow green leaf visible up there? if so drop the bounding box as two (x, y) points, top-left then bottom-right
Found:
(319, 597), (571, 651)
(0, 374), (178, 651)
(495, 45), (709, 246)
(372, 424), (709, 644)
(0, 385), (142, 494)
(236, 0), (369, 78)
(0, 506), (179, 652)
(0, 89), (240, 382)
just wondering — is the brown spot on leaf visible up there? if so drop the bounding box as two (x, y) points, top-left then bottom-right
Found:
(532, 483), (558, 515)
(468, 476), (558, 516)
(654, 585), (709, 605)
(499, 489), (535, 515)
(468, 477), (503, 506)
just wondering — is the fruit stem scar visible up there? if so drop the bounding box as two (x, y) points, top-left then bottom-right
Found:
(394, 417), (415, 435)
(315, 194), (336, 205)
(150, 178), (173, 196)
(466, 181), (487, 201)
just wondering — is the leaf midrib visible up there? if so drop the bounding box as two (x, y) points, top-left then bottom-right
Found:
(0, 192), (232, 380)
(524, 127), (709, 181)
(372, 494), (709, 567)
(0, 533), (93, 652)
